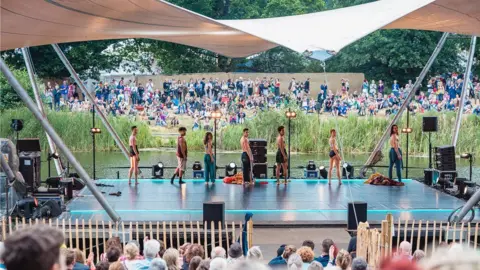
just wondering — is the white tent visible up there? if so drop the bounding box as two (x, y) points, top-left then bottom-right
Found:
(1, 0), (479, 59)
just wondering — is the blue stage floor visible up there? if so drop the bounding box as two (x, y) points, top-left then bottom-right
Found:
(61, 179), (479, 224)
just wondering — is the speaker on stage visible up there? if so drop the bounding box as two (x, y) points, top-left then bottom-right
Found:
(424, 169), (433, 186)
(422, 117), (438, 132)
(253, 163), (268, 179)
(347, 202), (367, 231)
(203, 202), (225, 230)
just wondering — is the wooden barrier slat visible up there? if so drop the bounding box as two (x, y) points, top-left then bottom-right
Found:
(416, 220), (422, 251)
(14, 217), (19, 231)
(445, 223), (450, 245)
(189, 221), (194, 244)
(439, 222), (443, 246)
(69, 219), (73, 248)
(150, 221), (153, 240)
(169, 222), (173, 248)
(163, 222), (167, 246)
(109, 221), (113, 239)
(239, 223), (243, 251)
(129, 222), (133, 242)
(22, 217), (26, 229)
(157, 222), (160, 242)
(2, 217), (6, 241)
(403, 219), (408, 242)
(75, 219), (79, 249)
(95, 220), (99, 264)
(176, 221), (180, 250)
(232, 222), (236, 248)
(88, 220), (93, 255)
(225, 222), (230, 252)
(143, 222), (147, 240)
(211, 221), (215, 252)
(136, 222), (139, 241)
(218, 221), (223, 249)
(204, 221), (208, 259)
(8, 217), (12, 235)
(410, 220), (415, 245)
(102, 220), (106, 254)
(183, 221), (187, 247)
(459, 222), (464, 244)
(196, 221), (200, 245)
(432, 221), (436, 253)
(467, 222), (471, 247)
(122, 222), (126, 251)
(82, 219), (86, 258)
(396, 218), (401, 251)
(453, 222), (457, 244)
(424, 221), (429, 254)
(474, 223), (479, 250)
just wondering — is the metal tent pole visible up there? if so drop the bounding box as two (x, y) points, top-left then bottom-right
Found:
(451, 36), (477, 147)
(51, 44), (130, 160)
(21, 47), (64, 176)
(0, 59), (120, 222)
(362, 33), (449, 171)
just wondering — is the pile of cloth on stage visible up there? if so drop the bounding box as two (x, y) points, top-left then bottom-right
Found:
(364, 173), (404, 186)
(223, 172), (244, 184)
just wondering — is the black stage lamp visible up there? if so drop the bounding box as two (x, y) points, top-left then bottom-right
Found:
(306, 160), (316, 171)
(193, 161), (202, 171)
(11, 119), (24, 131)
(225, 162), (237, 177)
(90, 127), (101, 134)
(342, 163), (354, 179)
(319, 166), (328, 179)
(454, 178), (467, 197)
(48, 152), (60, 160)
(152, 162), (164, 179)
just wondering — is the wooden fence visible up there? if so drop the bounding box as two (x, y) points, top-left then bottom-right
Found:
(0, 217), (253, 264)
(357, 214), (480, 269)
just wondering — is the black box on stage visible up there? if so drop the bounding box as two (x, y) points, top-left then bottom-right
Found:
(249, 139), (267, 147)
(422, 117), (438, 132)
(253, 155), (267, 163)
(203, 202), (225, 229)
(19, 154), (41, 190)
(17, 138), (41, 152)
(347, 202), (367, 231)
(424, 169), (434, 186)
(253, 163), (268, 179)
(434, 145), (456, 171)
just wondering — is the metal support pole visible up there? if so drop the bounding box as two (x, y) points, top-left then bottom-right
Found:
(51, 44), (130, 160)
(21, 47), (63, 175)
(428, 132), (432, 169)
(452, 36), (477, 147)
(0, 58), (120, 222)
(363, 33), (449, 170)
(214, 119), (217, 180)
(288, 118), (291, 178)
(92, 106), (96, 180)
(406, 110), (409, 179)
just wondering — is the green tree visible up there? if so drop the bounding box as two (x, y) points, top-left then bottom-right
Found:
(0, 67), (34, 110)
(2, 40), (123, 80)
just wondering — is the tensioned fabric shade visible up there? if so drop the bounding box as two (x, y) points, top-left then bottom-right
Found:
(1, 0), (479, 60)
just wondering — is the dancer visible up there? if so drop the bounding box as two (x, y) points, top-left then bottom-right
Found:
(171, 127), (187, 185)
(128, 126), (139, 185)
(389, 125), (403, 182)
(328, 129), (342, 185)
(203, 132), (215, 184)
(240, 128), (253, 186)
(275, 126), (288, 185)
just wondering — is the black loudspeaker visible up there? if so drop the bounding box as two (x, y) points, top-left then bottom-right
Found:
(434, 145), (456, 171)
(17, 139), (41, 152)
(422, 117), (438, 132)
(253, 163), (268, 179)
(424, 169), (433, 186)
(11, 119), (24, 132)
(347, 202), (367, 231)
(249, 139), (267, 147)
(203, 202), (225, 229)
(19, 156), (41, 190)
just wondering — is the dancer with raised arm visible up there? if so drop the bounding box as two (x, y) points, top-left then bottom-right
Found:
(171, 127), (187, 185)
(240, 128), (254, 186)
(128, 126), (139, 185)
(328, 129), (342, 185)
(275, 126), (288, 185)
(389, 125), (403, 182)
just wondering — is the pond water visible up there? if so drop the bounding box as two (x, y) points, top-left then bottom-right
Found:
(40, 150), (480, 182)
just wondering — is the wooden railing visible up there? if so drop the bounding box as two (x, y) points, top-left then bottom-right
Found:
(1, 217), (253, 264)
(357, 214), (480, 269)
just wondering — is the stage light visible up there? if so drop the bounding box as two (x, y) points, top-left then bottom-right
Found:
(225, 162), (237, 177)
(193, 161), (202, 171)
(211, 110), (222, 119)
(319, 166), (328, 179)
(401, 127), (413, 133)
(152, 162), (164, 179)
(48, 152), (59, 160)
(460, 153), (472, 159)
(306, 160), (316, 171)
(285, 109), (297, 119)
(90, 127), (101, 134)
(454, 177), (467, 197)
(11, 119), (24, 132)
(342, 163), (354, 179)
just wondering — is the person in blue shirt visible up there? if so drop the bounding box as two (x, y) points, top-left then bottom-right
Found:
(447, 80), (456, 100)
(473, 106), (480, 116)
(60, 80), (69, 101)
(392, 80), (400, 97)
(314, 239), (336, 267)
(268, 245), (297, 268)
(321, 81), (328, 100)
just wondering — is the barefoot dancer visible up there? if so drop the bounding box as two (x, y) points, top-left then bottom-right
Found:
(128, 126), (139, 185)
(240, 128), (253, 185)
(171, 127), (187, 185)
(203, 132), (215, 184)
(389, 125), (403, 182)
(328, 129), (342, 185)
(276, 126), (288, 185)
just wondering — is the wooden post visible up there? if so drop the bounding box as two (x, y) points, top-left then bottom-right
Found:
(239, 223), (243, 251)
(122, 222), (126, 251)
(196, 221), (200, 245)
(95, 220), (99, 265)
(386, 214), (393, 256)
(69, 219), (73, 248)
(189, 221), (194, 243)
(163, 222), (167, 246)
(176, 221), (180, 250)
(459, 222), (464, 244)
(129, 222), (133, 242)
(397, 218), (401, 251)
(14, 217), (19, 231)
(8, 216), (12, 235)
(232, 222), (236, 248)
(439, 222), (443, 246)
(75, 219), (79, 249)
(467, 222), (471, 247)
(474, 223), (479, 250)
(381, 220), (388, 259)
(211, 221), (215, 251)
(82, 219), (86, 258)
(157, 222), (160, 242)
(225, 222), (230, 252)
(410, 220), (415, 245)
(416, 220), (422, 251)
(150, 221), (153, 240)
(88, 220), (93, 255)
(183, 221), (187, 246)
(424, 221), (429, 254)
(169, 222), (173, 248)
(2, 217), (6, 240)
(453, 222), (457, 244)
(403, 219), (408, 242)
(102, 220), (106, 253)
(204, 221), (208, 259)
(218, 221), (223, 249)
(432, 221), (437, 253)
(143, 222), (147, 240)
(136, 222), (139, 241)
(445, 222), (450, 245)
(108, 221), (112, 239)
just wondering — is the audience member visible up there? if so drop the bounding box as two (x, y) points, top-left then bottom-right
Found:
(297, 246), (315, 269)
(302, 240), (315, 251)
(107, 247), (122, 263)
(65, 249), (76, 270)
(397, 241), (412, 260)
(210, 257), (227, 270)
(211, 246), (226, 259)
(227, 243), (244, 266)
(2, 225), (65, 270)
(188, 256), (202, 270)
(124, 242), (141, 269)
(247, 246), (263, 261)
(351, 257), (367, 270)
(137, 240), (161, 269)
(164, 248), (180, 270)
(307, 261), (323, 270)
(149, 258), (167, 270)
(314, 239), (335, 267)
(287, 253), (303, 269)
(96, 261), (110, 270)
(413, 250), (425, 263)
(269, 245), (296, 267)
(333, 250), (351, 270)
(183, 244), (204, 270)
(197, 259), (211, 270)
(109, 261), (126, 270)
